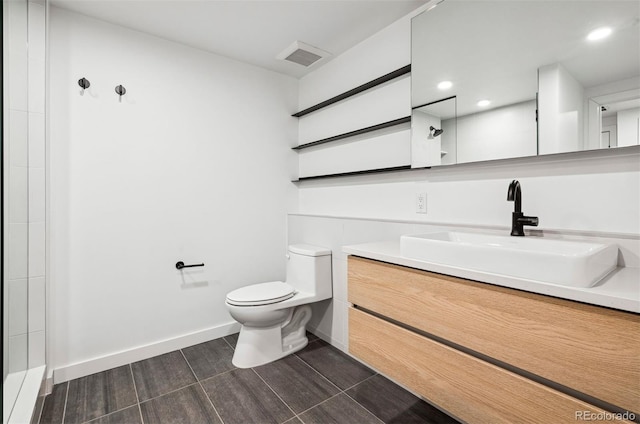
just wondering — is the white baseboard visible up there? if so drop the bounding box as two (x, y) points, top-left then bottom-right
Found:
(308, 326), (346, 353)
(53, 322), (241, 384)
(42, 376), (53, 396)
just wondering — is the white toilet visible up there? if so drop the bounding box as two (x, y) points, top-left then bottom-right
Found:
(225, 244), (332, 368)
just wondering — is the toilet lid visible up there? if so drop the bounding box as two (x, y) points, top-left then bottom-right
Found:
(226, 281), (295, 306)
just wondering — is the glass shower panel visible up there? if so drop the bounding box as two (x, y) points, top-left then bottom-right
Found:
(2, 0), (31, 420)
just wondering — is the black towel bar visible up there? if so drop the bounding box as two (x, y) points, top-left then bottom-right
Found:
(176, 261), (204, 270)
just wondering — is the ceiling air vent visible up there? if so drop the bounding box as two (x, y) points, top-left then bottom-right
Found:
(277, 41), (331, 67)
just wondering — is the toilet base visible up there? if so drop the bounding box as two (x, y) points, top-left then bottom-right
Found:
(232, 305), (312, 368)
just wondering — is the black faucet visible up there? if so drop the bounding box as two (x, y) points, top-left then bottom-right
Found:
(507, 180), (539, 236)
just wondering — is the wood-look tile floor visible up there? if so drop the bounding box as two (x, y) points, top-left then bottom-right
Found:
(35, 333), (459, 424)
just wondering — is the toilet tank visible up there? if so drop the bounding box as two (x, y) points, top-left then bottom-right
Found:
(286, 244), (332, 301)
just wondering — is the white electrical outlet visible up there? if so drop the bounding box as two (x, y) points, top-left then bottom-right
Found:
(416, 193), (427, 214)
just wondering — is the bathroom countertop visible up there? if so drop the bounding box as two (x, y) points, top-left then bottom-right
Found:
(343, 241), (640, 314)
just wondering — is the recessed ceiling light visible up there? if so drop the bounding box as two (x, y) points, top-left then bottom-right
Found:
(437, 81), (453, 90)
(477, 100), (491, 107)
(587, 27), (612, 41)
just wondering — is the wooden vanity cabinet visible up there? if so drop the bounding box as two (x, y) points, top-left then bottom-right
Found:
(347, 256), (640, 423)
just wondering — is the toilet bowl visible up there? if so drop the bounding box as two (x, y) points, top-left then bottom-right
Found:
(225, 244), (332, 368)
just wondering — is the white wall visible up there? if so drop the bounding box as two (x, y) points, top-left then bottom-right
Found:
(453, 100), (537, 163)
(440, 118), (457, 165)
(48, 7), (298, 381)
(618, 108), (640, 147)
(538, 63), (585, 154)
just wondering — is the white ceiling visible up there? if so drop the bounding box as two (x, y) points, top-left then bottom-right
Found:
(51, 0), (428, 78)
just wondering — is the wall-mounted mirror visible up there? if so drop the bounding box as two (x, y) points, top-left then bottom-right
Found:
(411, 0), (640, 167)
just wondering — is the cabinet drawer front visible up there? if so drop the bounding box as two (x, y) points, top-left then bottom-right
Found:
(350, 307), (628, 424)
(348, 256), (640, 412)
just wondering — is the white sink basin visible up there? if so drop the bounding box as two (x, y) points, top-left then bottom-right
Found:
(400, 232), (618, 288)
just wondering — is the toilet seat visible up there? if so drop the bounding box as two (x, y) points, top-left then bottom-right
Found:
(226, 281), (295, 306)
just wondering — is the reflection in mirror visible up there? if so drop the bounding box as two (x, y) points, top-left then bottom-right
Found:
(457, 100), (537, 163)
(591, 91), (640, 150)
(453, 100), (537, 164)
(411, 0), (640, 166)
(411, 97), (456, 167)
(411, 96), (537, 166)
(537, 2), (640, 154)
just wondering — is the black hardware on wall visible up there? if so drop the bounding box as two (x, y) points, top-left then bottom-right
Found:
(176, 261), (204, 270)
(292, 165), (422, 182)
(293, 116), (411, 151)
(291, 64), (414, 182)
(292, 65), (411, 118)
(115, 84), (126, 100)
(412, 95), (457, 111)
(78, 77), (90, 91)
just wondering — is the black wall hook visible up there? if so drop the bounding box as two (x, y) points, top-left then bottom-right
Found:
(115, 84), (126, 100)
(78, 77), (90, 91)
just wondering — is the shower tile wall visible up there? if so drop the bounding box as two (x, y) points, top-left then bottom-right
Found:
(6, 0), (29, 376)
(5, 0), (48, 373)
(27, 0), (47, 369)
